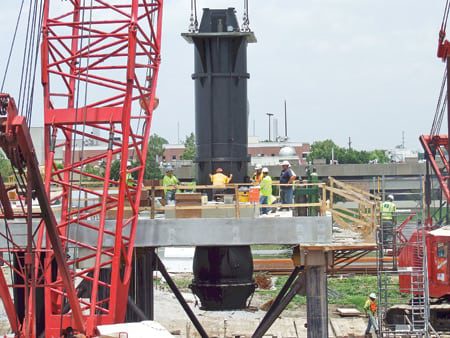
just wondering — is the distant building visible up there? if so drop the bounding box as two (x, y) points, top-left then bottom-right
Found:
(387, 146), (419, 163)
(163, 137), (310, 167)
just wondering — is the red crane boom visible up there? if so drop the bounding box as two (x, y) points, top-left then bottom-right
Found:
(0, 1), (163, 336)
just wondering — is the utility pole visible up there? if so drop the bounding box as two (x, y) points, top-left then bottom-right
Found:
(284, 99), (288, 139)
(348, 137), (352, 150)
(266, 113), (274, 141)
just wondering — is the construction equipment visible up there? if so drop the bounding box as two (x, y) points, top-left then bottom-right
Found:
(384, 225), (450, 332)
(382, 2), (450, 333)
(0, 1), (162, 336)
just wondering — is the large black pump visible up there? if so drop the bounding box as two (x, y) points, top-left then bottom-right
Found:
(183, 8), (256, 310)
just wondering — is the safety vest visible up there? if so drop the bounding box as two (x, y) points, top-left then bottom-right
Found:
(210, 173), (230, 186)
(253, 172), (264, 184)
(163, 175), (179, 194)
(126, 172), (134, 186)
(364, 299), (377, 314)
(381, 201), (396, 220)
(260, 175), (272, 197)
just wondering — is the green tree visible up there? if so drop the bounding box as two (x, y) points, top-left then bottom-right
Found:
(181, 132), (196, 160)
(307, 140), (389, 164)
(110, 159), (121, 181)
(0, 152), (12, 178)
(83, 164), (102, 181)
(145, 134), (168, 179)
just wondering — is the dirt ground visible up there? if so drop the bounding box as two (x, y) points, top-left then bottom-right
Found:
(154, 275), (369, 338)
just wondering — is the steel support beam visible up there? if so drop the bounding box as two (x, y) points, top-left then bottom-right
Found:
(306, 265), (328, 338)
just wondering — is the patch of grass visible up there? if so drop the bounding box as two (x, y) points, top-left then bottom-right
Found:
(256, 274), (408, 312)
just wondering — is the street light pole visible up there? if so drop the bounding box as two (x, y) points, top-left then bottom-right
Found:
(266, 113), (274, 142)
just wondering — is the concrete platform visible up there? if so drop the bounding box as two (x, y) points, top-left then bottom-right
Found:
(0, 216), (332, 248)
(70, 216), (331, 247)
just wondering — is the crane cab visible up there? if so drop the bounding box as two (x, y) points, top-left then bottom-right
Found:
(398, 226), (450, 299)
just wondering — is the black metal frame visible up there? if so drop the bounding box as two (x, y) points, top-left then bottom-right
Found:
(252, 266), (304, 338)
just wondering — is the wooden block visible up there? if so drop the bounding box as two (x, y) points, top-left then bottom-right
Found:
(7, 190), (17, 200)
(336, 308), (361, 317)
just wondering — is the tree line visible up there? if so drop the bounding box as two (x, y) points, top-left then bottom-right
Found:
(307, 139), (389, 164)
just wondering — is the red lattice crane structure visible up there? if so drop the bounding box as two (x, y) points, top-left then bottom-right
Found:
(420, 1), (450, 215)
(0, 1), (163, 336)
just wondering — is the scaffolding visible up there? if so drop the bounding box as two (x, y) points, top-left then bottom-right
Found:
(376, 176), (433, 337)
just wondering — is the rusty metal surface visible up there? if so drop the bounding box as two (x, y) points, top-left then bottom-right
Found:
(253, 256), (387, 275)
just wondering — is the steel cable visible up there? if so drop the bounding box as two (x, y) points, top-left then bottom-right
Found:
(1, 0), (25, 92)
(17, 0), (35, 111)
(430, 69), (447, 136)
(442, 0), (450, 32)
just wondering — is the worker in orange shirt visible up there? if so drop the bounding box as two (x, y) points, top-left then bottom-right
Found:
(252, 164), (263, 184)
(209, 168), (232, 201)
(364, 292), (379, 336)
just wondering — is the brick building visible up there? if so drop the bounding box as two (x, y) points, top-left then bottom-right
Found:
(163, 138), (310, 166)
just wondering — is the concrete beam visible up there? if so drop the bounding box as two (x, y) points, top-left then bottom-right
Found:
(0, 216), (332, 248)
(73, 216), (332, 247)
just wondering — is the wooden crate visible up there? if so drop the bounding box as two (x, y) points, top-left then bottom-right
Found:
(175, 193), (202, 218)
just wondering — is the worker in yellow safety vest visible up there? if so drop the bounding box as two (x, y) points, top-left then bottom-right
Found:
(252, 164), (264, 184)
(381, 194), (396, 246)
(364, 292), (379, 336)
(210, 168), (232, 201)
(259, 167), (272, 215)
(162, 166), (179, 203)
(210, 168), (232, 186)
(126, 161), (135, 187)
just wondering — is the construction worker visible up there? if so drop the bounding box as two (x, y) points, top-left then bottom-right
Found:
(364, 292), (379, 336)
(252, 164), (264, 184)
(259, 167), (272, 215)
(279, 161), (297, 208)
(309, 167), (319, 215)
(310, 167), (319, 183)
(209, 168), (232, 201)
(126, 161), (135, 187)
(381, 194), (397, 246)
(162, 166), (179, 203)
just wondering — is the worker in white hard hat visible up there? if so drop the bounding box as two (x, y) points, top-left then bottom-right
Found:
(163, 166), (179, 203)
(381, 194), (397, 247)
(279, 161), (297, 208)
(126, 161), (135, 187)
(259, 167), (272, 215)
(252, 164), (263, 184)
(364, 292), (378, 336)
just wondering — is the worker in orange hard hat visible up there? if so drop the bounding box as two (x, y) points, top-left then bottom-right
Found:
(210, 168), (232, 185)
(209, 167), (232, 201)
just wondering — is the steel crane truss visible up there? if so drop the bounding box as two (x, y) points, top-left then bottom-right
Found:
(0, 94), (87, 337)
(39, 0), (162, 335)
(420, 135), (450, 202)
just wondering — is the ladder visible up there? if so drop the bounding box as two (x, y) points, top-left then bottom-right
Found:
(376, 176), (433, 338)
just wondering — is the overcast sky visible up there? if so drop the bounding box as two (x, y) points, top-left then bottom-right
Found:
(0, 1), (447, 150)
